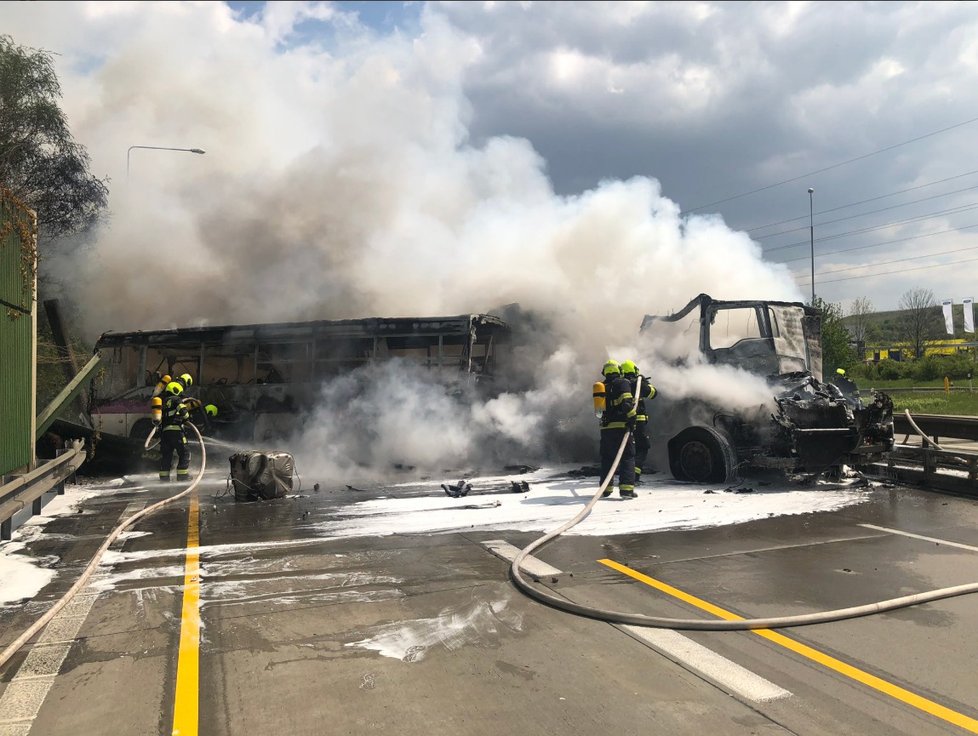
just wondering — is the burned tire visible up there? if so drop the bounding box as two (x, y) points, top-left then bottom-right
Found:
(668, 426), (735, 483)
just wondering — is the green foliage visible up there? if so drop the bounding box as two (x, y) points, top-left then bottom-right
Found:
(877, 359), (909, 380)
(811, 296), (855, 375)
(848, 360), (908, 382)
(846, 362), (874, 381)
(891, 391), (978, 417)
(0, 34), (107, 237)
(911, 354), (976, 382)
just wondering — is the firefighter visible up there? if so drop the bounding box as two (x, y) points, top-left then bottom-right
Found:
(620, 360), (657, 484)
(183, 398), (219, 432)
(598, 360), (638, 499)
(830, 367), (862, 409)
(159, 380), (191, 484)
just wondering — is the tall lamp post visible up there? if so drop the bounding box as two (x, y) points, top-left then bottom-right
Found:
(127, 145), (206, 182)
(808, 187), (815, 303)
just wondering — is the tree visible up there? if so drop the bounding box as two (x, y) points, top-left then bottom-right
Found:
(846, 296), (874, 347)
(0, 34), (107, 238)
(812, 296), (855, 375)
(897, 288), (939, 359)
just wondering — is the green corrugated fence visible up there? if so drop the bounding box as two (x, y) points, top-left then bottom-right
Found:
(0, 190), (37, 476)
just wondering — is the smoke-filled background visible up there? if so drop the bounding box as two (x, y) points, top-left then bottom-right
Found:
(6, 2), (808, 478)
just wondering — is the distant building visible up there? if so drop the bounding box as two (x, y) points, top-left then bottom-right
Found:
(864, 338), (977, 362)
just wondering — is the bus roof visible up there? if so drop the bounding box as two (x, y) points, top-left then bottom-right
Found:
(96, 313), (509, 348)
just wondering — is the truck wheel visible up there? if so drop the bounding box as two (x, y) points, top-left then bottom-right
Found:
(668, 427), (735, 483)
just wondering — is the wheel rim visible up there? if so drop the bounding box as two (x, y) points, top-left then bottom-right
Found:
(679, 439), (713, 482)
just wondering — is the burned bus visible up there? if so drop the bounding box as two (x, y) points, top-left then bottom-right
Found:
(641, 294), (894, 482)
(88, 314), (509, 447)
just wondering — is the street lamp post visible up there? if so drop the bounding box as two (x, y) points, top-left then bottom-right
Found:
(808, 187), (815, 303)
(127, 146), (206, 182)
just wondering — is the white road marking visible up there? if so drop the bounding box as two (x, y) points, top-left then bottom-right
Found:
(0, 502), (146, 731)
(481, 540), (562, 577)
(622, 626), (792, 703)
(859, 524), (978, 553)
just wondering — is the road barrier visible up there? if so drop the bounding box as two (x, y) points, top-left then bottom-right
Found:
(864, 412), (978, 495)
(892, 413), (978, 443)
(875, 445), (978, 496)
(0, 442), (86, 539)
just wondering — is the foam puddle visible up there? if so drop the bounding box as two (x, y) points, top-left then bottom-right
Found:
(317, 469), (871, 539)
(346, 597), (524, 662)
(0, 482), (118, 607)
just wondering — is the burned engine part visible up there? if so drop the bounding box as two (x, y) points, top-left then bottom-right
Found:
(229, 451), (295, 501)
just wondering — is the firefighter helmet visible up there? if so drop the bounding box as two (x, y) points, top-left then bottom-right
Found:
(205, 404), (218, 417)
(620, 360), (638, 377)
(165, 381), (184, 396)
(179, 373), (194, 387)
(602, 360), (621, 377)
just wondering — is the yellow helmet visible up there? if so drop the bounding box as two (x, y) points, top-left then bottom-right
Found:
(179, 373), (194, 387)
(602, 360), (621, 377)
(205, 404), (218, 417)
(836, 368), (846, 376)
(165, 381), (184, 396)
(620, 360), (638, 377)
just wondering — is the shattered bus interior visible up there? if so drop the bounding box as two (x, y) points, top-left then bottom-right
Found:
(89, 314), (508, 448)
(641, 294), (894, 483)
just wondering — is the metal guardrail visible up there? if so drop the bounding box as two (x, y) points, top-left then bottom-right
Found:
(861, 414), (978, 495)
(891, 413), (978, 442)
(868, 445), (978, 496)
(0, 442), (87, 540)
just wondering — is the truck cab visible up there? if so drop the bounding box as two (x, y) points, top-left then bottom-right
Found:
(641, 294), (894, 483)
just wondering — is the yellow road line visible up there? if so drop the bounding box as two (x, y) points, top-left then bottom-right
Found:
(599, 558), (978, 734)
(172, 494), (200, 736)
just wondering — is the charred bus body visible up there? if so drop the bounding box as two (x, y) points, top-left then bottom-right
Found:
(641, 294), (894, 483)
(89, 314), (508, 449)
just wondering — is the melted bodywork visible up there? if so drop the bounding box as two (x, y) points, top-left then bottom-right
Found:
(88, 314), (509, 446)
(641, 294), (894, 482)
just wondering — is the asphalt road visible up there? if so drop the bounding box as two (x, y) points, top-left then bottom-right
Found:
(3, 464), (978, 736)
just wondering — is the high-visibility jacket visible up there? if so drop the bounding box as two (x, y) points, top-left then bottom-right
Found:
(626, 374), (657, 425)
(600, 374), (636, 430)
(161, 394), (190, 432)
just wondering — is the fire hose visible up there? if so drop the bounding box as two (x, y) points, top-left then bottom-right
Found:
(903, 408), (945, 451)
(510, 377), (978, 630)
(0, 423), (207, 669)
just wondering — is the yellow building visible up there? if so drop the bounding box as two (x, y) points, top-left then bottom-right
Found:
(865, 338), (977, 362)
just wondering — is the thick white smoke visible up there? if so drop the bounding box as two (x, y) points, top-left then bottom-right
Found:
(11, 3), (803, 477)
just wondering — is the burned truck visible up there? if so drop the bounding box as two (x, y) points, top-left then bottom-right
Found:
(641, 294), (894, 482)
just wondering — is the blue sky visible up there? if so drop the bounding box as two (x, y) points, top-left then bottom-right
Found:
(227, 1), (422, 33)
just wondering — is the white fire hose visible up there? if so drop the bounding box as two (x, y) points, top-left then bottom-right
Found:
(903, 408), (945, 451)
(0, 423), (207, 669)
(510, 378), (978, 630)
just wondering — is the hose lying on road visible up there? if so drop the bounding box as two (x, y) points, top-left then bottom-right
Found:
(511, 380), (978, 630)
(0, 424), (207, 670)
